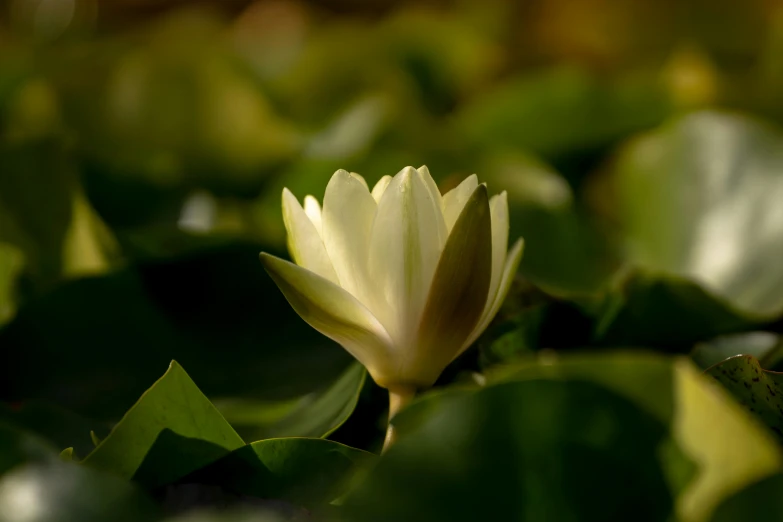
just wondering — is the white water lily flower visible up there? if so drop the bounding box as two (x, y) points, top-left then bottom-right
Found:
(260, 166), (524, 394)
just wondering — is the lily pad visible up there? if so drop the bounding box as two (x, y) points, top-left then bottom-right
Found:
(486, 352), (782, 522)
(186, 438), (376, 508)
(709, 473), (783, 522)
(83, 361), (244, 487)
(0, 401), (110, 459)
(0, 240), (353, 420)
(594, 272), (756, 349)
(0, 422), (58, 475)
(344, 378), (682, 522)
(706, 355), (783, 441)
(610, 110), (783, 320)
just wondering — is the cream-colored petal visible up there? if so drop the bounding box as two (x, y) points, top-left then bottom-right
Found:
(416, 165), (447, 245)
(260, 253), (394, 382)
(441, 174), (478, 232)
(371, 175), (392, 203)
(349, 172), (369, 191)
(487, 191), (509, 310)
(303, 195), (323, 237)
(407, 184), (493, 387)
(321, 169), (377, 301)
(461, 237), (524, 352)
(282, 189), (338, 284)
(367, 166), (447, 347)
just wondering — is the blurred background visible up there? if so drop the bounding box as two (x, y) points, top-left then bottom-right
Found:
(4, 0), (783, 455)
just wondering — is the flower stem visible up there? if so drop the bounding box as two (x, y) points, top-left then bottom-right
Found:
(382, 386), (416, 454)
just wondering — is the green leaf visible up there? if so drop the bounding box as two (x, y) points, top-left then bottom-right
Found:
(0, 461), (158, 522)
(186, 438), (376, 508)
(162, 508), (295, 522)
(692, 332), (781, 370)
(709, 474), (783, 522)
(216, 363), (366, 441)
(0, 139), (117, 291)
(343, 377), (683, 522)
(0, 422), (58, 475)
(0, 400), (110, 459)
(0, 240), (353, 420)
(610, 110), (783, 320)
(457, 68), (668, 163)
(0, 242), (23, 325)
(593, 272), (754, 350)
(486, 353), (782, 522)
(82, 361), (244, 487)
(479, 151), (619, 297)
(706, 355), (783, 442)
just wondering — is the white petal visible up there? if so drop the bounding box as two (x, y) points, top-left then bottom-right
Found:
(260, 253), (395, 384)
(442, 174), (478, 232)
(487, 191), (510, 311)
(410, 185), (493, 387)
(321, 169), (377, 301)
(282, 189), (338, 284)
(349, 172), (369, 191)
(303, 195), (323, 237)
(461, 238), (524, 351)
(371, 175), (392, 203)
(416, 166), (448, 245)
(367, 166), (447, 347)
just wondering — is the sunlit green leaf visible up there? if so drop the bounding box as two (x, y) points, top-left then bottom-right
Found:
(610, 111), (783, 320)
(706, 355), (783, 442)
(216, 363), (366, 442)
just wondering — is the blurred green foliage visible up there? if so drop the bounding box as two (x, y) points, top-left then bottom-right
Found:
(4, 0), (783, 520)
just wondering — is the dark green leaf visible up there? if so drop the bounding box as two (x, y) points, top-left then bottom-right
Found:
(344, 378), (681, 522)
(0, 422), (58, 475)
(487, 352), (782, 521)
(82, 361), (244, 487)
(709, 474), (783, 522)
(593, 272), (755, 350)
(0, 401), (109, 458)
(0, 240), (353, 420)
(186, 438), (375, 508)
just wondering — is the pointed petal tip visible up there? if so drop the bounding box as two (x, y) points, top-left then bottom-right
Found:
(258, 251), (274, 265)
(398, 166), (417, 178)
(471, 182), (489, 203)
(508, 237), (525, 261)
